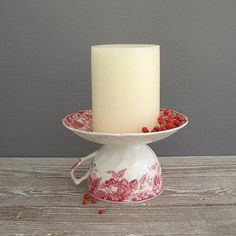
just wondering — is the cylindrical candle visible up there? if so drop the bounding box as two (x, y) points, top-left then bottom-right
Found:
(91, 44), (160, 133)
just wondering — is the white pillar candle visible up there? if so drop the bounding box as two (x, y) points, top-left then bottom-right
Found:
(91, 44), (160, 133)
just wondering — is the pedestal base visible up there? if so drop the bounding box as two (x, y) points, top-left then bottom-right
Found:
(87, 144), (163, 203)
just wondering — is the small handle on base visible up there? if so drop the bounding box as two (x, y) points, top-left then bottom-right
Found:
(70, 150), (98, 185)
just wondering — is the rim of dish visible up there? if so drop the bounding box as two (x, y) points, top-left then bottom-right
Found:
(62, 108), (189, 137)
(62, 109), (189, 137)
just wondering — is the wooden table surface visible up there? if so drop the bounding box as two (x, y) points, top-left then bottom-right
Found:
(0, 156), (235, 235)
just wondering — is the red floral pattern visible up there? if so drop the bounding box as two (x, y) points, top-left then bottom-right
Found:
(88, 162), (163, 203)
(64, 110), (92, 131)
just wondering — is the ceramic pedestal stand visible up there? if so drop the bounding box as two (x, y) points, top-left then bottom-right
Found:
(63, 109), (188, 203)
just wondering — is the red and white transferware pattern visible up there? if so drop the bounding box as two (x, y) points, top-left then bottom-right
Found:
(63, 110), (92, 131)
(88, 162), (163, 203)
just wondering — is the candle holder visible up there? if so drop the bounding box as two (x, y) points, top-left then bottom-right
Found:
(62, 109), (188, 203)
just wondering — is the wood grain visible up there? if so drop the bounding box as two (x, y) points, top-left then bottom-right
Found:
(0, 156), (235, 235)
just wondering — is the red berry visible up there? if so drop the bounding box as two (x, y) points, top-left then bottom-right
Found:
(98, 209), (105, 215)
(177, 115), (186, 123)
(82, 199), (88, 205)
(174, 119), (180, 127)
(160, 126), (167, 131)
(168, 114), (174, 120)
(165, 123), (171, 129)
(91, 198), (97, 204)
(142, 127), (149, 133)
(157, 117), (164, 125)
(83, 193), (90, 199)
(151, 127), (159, 132)
(167, 119), (174, 125)
(163, 109), (171, 116)
(166, 122), (175, 129)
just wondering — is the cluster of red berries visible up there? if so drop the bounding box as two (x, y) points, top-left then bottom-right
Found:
(82, 192), (105, 215)
(142, 109), (186, 133)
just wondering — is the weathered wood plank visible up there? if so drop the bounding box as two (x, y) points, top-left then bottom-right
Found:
(0, 156), (235, 235)
(0, 176), (235, 207)
(0, 157), (235, 207)
(0, 206), (235, 235)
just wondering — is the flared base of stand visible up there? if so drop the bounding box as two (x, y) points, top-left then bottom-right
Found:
(87, 144), (163, 203)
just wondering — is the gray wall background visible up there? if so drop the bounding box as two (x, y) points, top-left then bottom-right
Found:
(1, 0), (236, 157)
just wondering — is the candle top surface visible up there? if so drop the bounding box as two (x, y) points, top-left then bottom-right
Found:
(92, 44), (159, 49)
